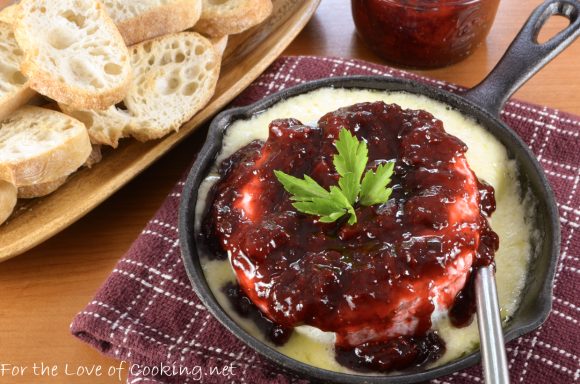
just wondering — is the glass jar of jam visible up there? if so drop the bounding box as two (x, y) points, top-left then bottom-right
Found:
(351, 0), (500, 68)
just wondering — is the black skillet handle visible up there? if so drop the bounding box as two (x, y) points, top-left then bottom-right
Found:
(463, 0), (580, 116)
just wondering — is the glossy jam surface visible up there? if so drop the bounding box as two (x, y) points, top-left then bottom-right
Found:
(352, 0), (500, 68)
(202, 102), (498, 372)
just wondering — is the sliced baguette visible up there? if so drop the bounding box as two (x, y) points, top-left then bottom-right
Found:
(121, 32), (221, 142)
(0, 179), (17, 225)
(18, 175), (68, 198)
(0, 4), (17, 25)
(194, 0), (273, 37)
(7, 1), (203, 47)
(16, 143), (101, 198)
(14, 0), (132, 110)
(0, 106), (91, 186)
(0, 21), (36, 121)
(101, 0), (202, 46)
(62, 32), (220, 147)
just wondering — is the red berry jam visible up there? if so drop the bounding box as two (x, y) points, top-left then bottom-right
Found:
(352, 0), (500, 68)
(202, 102), (498, 372)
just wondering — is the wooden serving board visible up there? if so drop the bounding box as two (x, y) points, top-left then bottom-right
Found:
(0, 0), (321, 261)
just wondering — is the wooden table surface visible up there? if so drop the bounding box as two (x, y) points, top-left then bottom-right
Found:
(1, 1), (578, 383)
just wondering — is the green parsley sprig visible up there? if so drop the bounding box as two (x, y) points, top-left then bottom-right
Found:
(274, 128), (395, 225)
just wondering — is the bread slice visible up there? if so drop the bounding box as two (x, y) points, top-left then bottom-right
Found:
(0, 4), (17, 25)
(7, 1), (203, 47)
(0, 179), (17, 225)
(101, 0), (202, 46)
(14, 0), (132, 110)
(0, 21), (36, 121)
(122, 32), (221, 142)
(18, 142), (103, 197)
(18, 175), (68, 198)
(0, 106), (91, 186)
(194, 0), (273, 37)
(62, 32), (220, 147)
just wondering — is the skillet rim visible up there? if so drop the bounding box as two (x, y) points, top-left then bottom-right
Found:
(179, 75), (560, 384)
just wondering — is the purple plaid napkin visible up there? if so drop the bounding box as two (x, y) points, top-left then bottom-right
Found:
(71, 56), (580, 384)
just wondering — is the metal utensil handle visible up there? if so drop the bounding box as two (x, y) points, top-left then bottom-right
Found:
(476, 266), (510, 384)
(464, 0), (580, 115)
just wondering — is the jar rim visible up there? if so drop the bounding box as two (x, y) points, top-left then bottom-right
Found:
(381, 0), (485, 7)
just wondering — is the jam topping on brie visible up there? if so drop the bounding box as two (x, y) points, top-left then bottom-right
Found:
(203, 102), (498, 372)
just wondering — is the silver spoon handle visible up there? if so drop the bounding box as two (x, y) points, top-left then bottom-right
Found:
(475, 266), (510, 384)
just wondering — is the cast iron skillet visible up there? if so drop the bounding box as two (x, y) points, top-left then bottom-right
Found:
(180, 1), (579, 382)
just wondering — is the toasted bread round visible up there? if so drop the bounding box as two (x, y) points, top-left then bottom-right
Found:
(125, 32), (220, 141)
(194, 0), (273, 37)
(101, 0), (203, 46)
(62, 32), (220, 147)
(0, 21), (36, 121)
(18, 175), (68, 199)
(0, 106), (92, 186)
(0, 179), (17, 225)
(14, 0), (132, 110)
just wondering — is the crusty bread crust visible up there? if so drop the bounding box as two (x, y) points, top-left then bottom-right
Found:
(14, 0), (132, 110)
(0, 106), (92, 186)
(195, 0), (273, 37)
(0, 179), (17, 225)
(14, 144), (101, 198)
(18, 175), (68, 198)
(116, 0), (202, 46)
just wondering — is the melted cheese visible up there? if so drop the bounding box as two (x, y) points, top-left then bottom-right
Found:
(196, 88), (535, 373)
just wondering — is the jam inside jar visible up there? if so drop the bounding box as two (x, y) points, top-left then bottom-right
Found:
(352, 0), (500, 68)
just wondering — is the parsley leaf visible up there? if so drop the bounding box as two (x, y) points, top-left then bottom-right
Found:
(274, 171), (356, 224)
(333, 129), (368, 204)
(274, 128), (394, 225)
(273, 171), (329, 200)
(293, 186), (357, 225)
(359, 161), (395, 206)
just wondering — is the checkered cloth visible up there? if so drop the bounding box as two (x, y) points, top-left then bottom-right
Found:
(71, 56), (580, 384)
